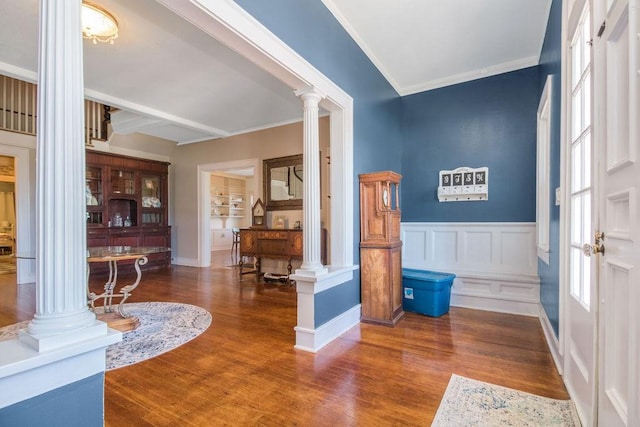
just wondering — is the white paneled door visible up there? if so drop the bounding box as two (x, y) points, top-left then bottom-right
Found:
(565, 0), (640, 425)
(564, 3), (598, 424)
(594, 0), (640, 425)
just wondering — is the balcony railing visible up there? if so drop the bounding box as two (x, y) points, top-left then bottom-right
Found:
(0, 74), (110, 144)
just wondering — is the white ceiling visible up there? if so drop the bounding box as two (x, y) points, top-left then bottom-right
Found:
(0, 0), (305, 144)
(0, 0), (552, 144)
(322, 0), (552, 95)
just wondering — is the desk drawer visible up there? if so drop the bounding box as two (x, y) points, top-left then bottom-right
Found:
(257, 230), (288, 240)
(258, 239), (288, 256)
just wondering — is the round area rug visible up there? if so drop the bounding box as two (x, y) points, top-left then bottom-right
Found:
(0, 302), (212, 371)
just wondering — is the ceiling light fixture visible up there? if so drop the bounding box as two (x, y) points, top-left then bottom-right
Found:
(81, 2), (118, 45)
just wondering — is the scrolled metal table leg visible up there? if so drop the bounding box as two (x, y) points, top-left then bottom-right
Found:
(116, 255), (148, 317)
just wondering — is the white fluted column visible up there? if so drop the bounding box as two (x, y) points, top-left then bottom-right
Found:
(295, 88), (328, 276)
(20, 0), (105, 351)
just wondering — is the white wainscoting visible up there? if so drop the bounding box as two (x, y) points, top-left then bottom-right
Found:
(401, 222), (540, 316)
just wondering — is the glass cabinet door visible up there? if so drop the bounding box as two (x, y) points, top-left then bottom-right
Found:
(141, 174), (164, 225)
(86, 165), (103, 225)
(111, 169), (136, 195)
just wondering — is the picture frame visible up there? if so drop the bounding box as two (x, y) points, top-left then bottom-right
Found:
(273, 215), (288, 229)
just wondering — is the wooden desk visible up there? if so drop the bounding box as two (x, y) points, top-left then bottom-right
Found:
(238, 229), (326, 277)
(87, 246), (169, 331)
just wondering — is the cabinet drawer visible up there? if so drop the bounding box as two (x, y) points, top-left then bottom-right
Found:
(111, 235), (140, 247)
(257, 230), (288, 239)
(143, 234), (168, 247)
(110, 227), (139, 235)
(88, 235), (109, 247)
(258, 239), (288, 256)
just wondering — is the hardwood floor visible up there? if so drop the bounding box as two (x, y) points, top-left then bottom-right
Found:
(0, 251), (569, 426)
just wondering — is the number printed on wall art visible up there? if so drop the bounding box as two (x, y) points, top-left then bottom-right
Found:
(437, 166), (489, 202)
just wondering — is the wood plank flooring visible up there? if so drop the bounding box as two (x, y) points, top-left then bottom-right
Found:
(0, 251), (569, 426)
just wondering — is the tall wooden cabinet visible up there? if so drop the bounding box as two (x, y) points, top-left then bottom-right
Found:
(359, 171), (404, 326)
(86, 151), (171, 272)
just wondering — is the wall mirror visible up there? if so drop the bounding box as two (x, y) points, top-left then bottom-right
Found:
(264, 154), (303, 211)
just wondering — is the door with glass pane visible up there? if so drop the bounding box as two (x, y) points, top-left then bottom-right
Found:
(594, 0), (640, 424)
(564, 4), (598, 425)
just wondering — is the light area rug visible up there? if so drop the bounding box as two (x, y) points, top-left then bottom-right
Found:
(432, 374), (581, 427)
(0, 302), (212, 371)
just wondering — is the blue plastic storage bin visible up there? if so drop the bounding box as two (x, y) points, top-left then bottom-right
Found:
(402, 268), (456, 317)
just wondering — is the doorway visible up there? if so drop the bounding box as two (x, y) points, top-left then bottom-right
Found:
(0, 155), (16, 275)
(198, 158), (261, 268)
(209, 167), (256, 268)
(0, 132), (33, 284)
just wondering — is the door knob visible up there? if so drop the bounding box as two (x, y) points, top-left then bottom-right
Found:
(584, 230), (606, 257)
(582, 242), (605, 257)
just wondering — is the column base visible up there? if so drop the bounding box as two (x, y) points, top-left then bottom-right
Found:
(295, 264), (328, 277)
(19, 321), (109, 352)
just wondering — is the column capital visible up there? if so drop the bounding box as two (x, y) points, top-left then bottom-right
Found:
(295, 87), (325, 102)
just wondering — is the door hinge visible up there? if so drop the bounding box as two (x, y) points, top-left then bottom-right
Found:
(597, 20), (606, 38)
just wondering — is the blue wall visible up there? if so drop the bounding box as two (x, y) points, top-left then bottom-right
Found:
(0, 374), (104, 427)
(236, 1), (562, 330)
(235, 0), (403, 326)
(401, 67), (540, 222)
(538, 0), (563, 336)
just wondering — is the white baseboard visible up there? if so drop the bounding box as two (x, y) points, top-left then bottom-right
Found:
(539, 304), (562, 375)
(172, 257), (201, 267)
(294, 304), (360, 353)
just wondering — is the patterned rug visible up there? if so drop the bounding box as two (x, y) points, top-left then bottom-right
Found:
(0, 302), (212, 371)
(432, 374), (581, 426)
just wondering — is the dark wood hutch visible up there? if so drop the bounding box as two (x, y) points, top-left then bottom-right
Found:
(85, 150), (171, 272)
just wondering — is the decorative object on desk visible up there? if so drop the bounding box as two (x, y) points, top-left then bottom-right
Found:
(251, 198), (266, 228)
(438, 166), (489, 202)
(432, 374), (580, 426)
(0, 302), (212, 371)
(293, 220), (301, 229)
(273, 215), (287, 229)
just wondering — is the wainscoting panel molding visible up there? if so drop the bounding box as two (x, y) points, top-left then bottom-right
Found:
(402, 223), (540, 316)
